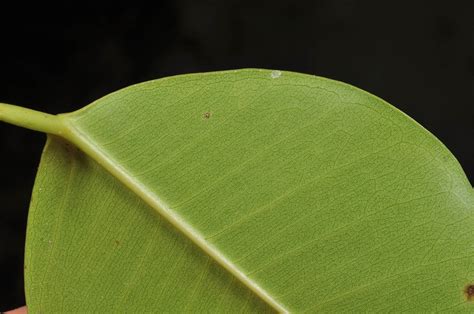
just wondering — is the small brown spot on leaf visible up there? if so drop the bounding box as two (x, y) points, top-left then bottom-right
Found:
(115, 240), (120, 246)
(203, 112), (211, 119)
(465, 284), (474, 301)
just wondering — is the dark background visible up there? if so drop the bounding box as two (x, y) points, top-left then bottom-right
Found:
(1, 1), (473, 310)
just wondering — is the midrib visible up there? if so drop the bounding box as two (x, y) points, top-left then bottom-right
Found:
(62, 119), (288, 313)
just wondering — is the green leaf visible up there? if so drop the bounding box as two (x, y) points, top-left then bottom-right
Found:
(1, 69), (473, 312)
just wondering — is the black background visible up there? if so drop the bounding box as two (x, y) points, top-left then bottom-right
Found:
(1, 1), (473, 310)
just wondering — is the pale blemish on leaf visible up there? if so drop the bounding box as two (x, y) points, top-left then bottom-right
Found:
(270, 70), (281, 79)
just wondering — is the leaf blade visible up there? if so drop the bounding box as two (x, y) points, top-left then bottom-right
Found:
(25, 69), (474, 312)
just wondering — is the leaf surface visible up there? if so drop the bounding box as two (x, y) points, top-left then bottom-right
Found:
(20, 69), (474, 312)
